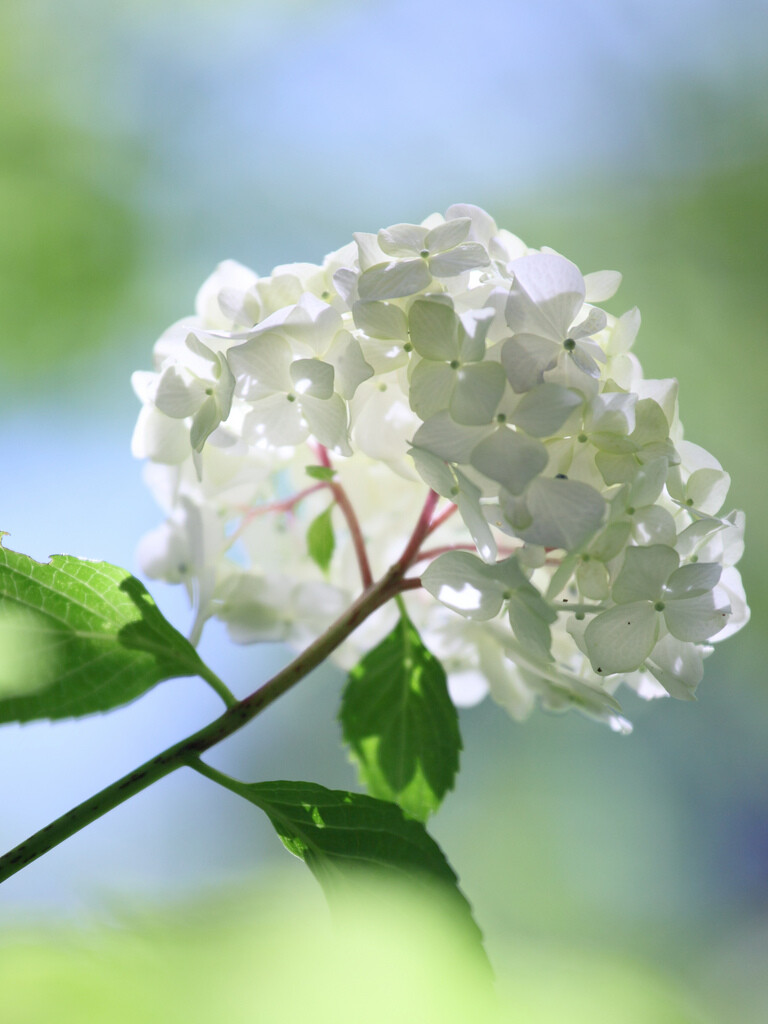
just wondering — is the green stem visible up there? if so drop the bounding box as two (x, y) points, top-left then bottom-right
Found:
(0, 564), (410, 885)
(189, 757), (241, 793)
(199, 666), (239, 709)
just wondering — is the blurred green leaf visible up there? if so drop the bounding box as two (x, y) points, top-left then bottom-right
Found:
(0, 15), (141, 381)
(305, 465), (336, 481)
(0, 542), (208, 722)
(201, 774), (484, 953)
(307, 504), (335, 573)
(340, 611), (461, 820)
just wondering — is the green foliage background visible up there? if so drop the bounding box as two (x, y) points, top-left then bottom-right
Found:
(1, 0), (767, 1020)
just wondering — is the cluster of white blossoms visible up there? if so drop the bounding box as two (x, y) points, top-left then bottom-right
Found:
(132, 204), (748, 731)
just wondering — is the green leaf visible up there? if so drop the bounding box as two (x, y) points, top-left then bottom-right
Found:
(198, 771), (483, 951)
(0, 542), (209, 723)
(339, 611), (461, 821)
(307, 505), (335, 573)
(305, 464), (336, 482)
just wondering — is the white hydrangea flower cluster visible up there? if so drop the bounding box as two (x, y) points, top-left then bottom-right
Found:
(132, 204), (748, 732)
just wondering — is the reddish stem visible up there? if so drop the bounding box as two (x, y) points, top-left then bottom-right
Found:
(395, 489), (441, 572)
(396, 577), (423, 592)
(315, 446), (374, 590)
(425, 502), (458, 536)
(238, 483), (326, 523)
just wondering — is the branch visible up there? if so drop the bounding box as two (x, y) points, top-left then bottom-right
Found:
(0, 564), (414, 885)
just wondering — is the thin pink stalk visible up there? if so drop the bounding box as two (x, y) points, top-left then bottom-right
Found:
(424, 502), (458, 536)
(238, 483), (327, 522)
(315, 445), (374, 590)
(395, 489), (441, 572)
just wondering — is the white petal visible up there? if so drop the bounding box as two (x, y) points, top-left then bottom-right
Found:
(324, 333), (373, 399)
(446, 669), (490, 708)
(154, 367), (207, 419)
(664, 592), (730, 642)
(585, 601), (660, 675)
(444, 204), (498, 245)
(421, 551), (506, 620)
(352, 383), (418, 463)
(428, 243), (489, 276)
(454, 469), (497, 563)
(630, 506), (677, 547)
(408, 447), (458, 497)
(510, 383), (583, 437)
(612, 544), (678, 603)
(353, 231), (387, 271)
(377, 222), (427, 257)
(412, 412), (492, 464)
(685, 468), (731, 515)
(635, 377), (678, 427)
(352, 300), (408, 341)
(425, 217), (470, 253)
(450, 362), (506, 425)
(646, 634), (705, 699)
(588, 392), (637, 436)
(506, 587), (555, 660)
(515, 478), (606, 550)
(301, 392), (350, 454)
(505, 253), (585, 340)
(408, 298), (459, 361)
(627, 457), (667, 507)
(570, 307), (607, 339)
(131, 406), (190, 464)
(358, 259), (432, 301)
(470, 426), (548, 496)
(289, 358), (335, 399)
(190, 396), (221, 452)
(709, 568), (749, 640)
(458, 307), (494, 361)
(576, 558), (611, 599)
(665, 562), (721, 599)
(583, 270), (622, 302)
(243, 393), (307, 447)
(409, 360), (457, 421)
(588, 522), (631, 562)
(501, 335), (559, 392)
(229, 333), (293, 395)
(606, 307), (641, 356)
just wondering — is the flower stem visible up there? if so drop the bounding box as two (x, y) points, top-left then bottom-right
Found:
(0, 563), (414, 885)
(396, 490), (440, 571)
(316, 445), (373, 589)
(424, 502), (457, 536)
(199, 666), (239, 709)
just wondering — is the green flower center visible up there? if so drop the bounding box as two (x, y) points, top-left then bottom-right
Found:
(563, 338), (576, 351)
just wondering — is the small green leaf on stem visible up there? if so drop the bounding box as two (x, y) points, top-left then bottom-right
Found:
(307, 505), (336, 573)
(340, 609), (461, 821)
(305, 465), (336, 482)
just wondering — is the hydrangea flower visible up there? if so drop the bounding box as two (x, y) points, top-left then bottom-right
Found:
(132, 204), (748, 731)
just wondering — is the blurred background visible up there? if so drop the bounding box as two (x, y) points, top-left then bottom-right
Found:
(1, 0), (767, 1019)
